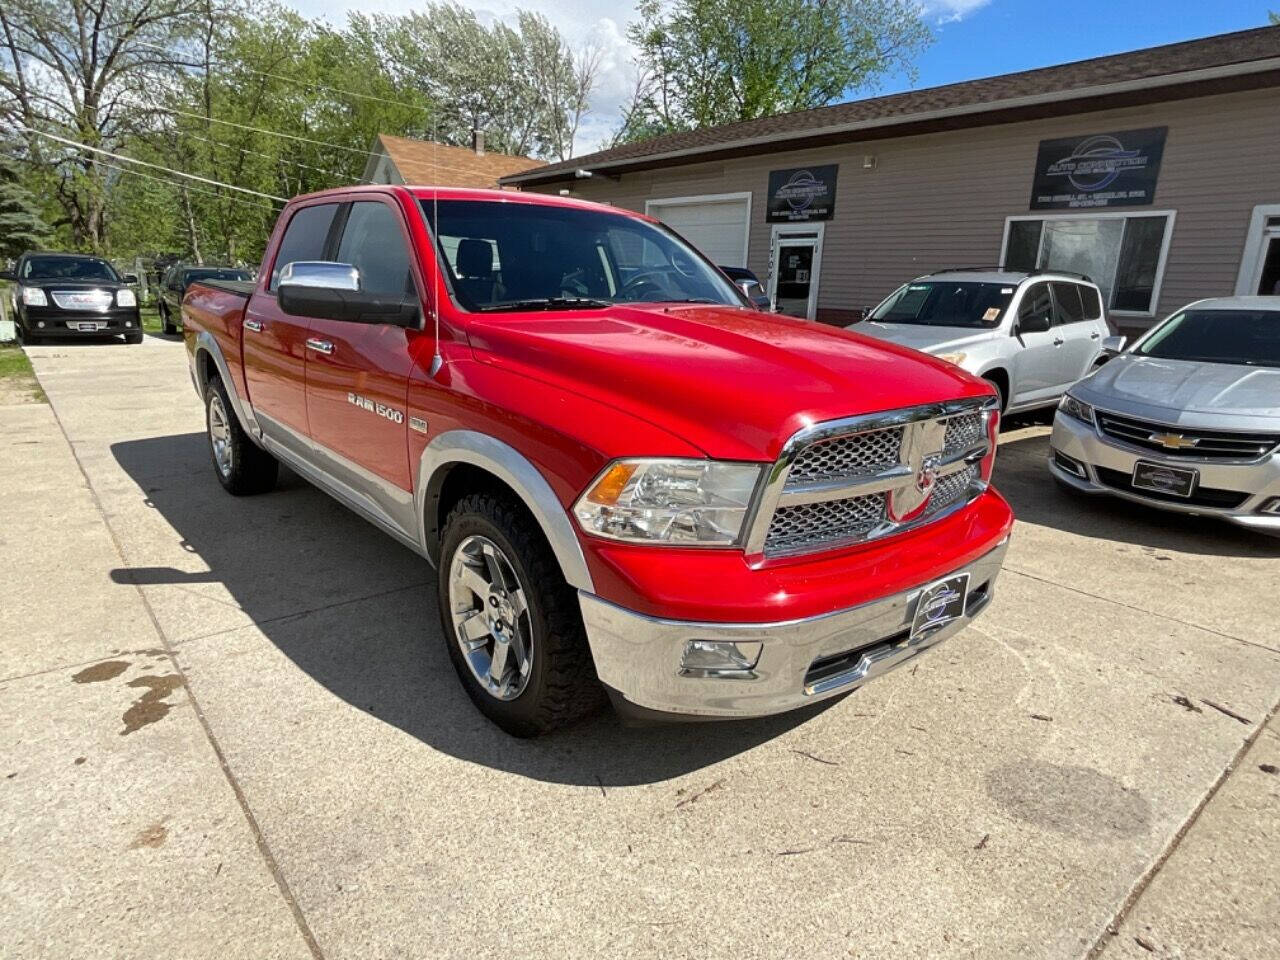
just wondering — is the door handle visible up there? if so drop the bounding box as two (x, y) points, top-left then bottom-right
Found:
(1090, 332), (1101, 340)
(306, 338), (334, 355)
(244, 319), (263, 333)
(1053, 337), (1065, 346)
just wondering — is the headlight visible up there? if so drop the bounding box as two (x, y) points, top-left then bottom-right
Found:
(574, 459), (762, 545)
(1058, 393), (1094, 425)
(21, 286), (47, 307)
(116, 289), (137, 308)
(935, 352), (967, 366)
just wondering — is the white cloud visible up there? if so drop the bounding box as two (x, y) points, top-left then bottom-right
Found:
(916, 0), (993, 24)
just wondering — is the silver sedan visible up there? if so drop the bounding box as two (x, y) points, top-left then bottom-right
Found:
(1048, 296), (1280, 533)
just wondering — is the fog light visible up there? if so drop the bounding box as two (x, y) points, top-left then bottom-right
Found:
(1259, 497), (1280, 516)
(1053, 450), (1088, 479)
(125, 320), (133, 327)
(680, 640), (763, 678)
(37, 321), (46, 328)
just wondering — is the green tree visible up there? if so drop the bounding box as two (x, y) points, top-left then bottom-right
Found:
(1270, 10), (1279, 23)
(618, 0), (930, 142)
(0, 150), (52, 258)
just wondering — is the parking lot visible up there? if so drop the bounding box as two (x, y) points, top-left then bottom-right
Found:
(3, 335), (1278, 959)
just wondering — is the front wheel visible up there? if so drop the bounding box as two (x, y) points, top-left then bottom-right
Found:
(206, 375), (278, 495)
(437, 492), (604, 737)
(125, 332), (143, 344)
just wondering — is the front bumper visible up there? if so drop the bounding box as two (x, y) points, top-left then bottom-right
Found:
(1049, 413), (1280, 531)
(579, 537), (1009, 719)
(20, 307), (140, 337)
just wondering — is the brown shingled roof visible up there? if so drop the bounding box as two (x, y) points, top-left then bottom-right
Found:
(376, 134), (544, 188)
(502, 25), (1280, 185)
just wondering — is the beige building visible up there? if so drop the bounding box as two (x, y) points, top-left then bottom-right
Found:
(500, 26), (1280, 334)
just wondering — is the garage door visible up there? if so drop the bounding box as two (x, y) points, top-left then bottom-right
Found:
(646, 195), (750, 268)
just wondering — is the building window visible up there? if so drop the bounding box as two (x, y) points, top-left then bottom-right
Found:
(1001, 212), (1174, 315)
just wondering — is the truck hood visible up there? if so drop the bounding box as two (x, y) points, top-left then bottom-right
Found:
(854, 321), (998, 355)
(1075, 354), (1280, 428)
(466, 304), (990, 462)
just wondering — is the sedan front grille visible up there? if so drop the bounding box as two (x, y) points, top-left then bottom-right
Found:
(1096, 411), (1280, 461)
(751, 400), (995, 559)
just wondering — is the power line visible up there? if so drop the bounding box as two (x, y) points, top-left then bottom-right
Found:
(161, 129), (368, 183)
(146, 105), (380, 159)
(17, 125), (288, 202)
(90, 158), (279, 210)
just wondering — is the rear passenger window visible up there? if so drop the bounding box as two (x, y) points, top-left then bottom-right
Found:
(269, 203), (339, 290)
(335, 201), (415, 298)
(1051, 282), (1085, 324)
(1078, 284), (1103, 320)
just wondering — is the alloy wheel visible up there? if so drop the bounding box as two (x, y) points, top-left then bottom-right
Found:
(448, 535), (533, 701)
(208, 393), (233, 478)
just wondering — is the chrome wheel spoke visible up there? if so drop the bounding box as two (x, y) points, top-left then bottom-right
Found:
(457, 565), (489, 602)
(488, 634), (511, 687)
(507, 626), (530, 678)
(481, 543), (508, 592)
(509, 587), (528, 620)
(457, 611), (490, 646)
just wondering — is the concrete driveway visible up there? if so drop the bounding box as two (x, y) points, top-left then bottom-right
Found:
(3, 336), (1278, 960)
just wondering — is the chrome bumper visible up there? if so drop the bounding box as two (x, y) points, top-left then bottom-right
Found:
(1049, 414), (1280, 531)
(579, 538), (1009, 719)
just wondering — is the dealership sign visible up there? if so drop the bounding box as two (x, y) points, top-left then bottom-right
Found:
(1030, 127), (1166, 210)
(767, 165), (838, 222)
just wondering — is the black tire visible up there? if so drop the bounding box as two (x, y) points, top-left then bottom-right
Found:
(125, 332), (143, 344)
(16, 322), (39, 346)
(205, 375), (278, 495)
(437, 492), (604, 737)
(160, 302), (176, 335)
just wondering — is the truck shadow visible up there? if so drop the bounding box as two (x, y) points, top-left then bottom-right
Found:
(992, 427), (1279, 557)
(110, 432), (831, 786)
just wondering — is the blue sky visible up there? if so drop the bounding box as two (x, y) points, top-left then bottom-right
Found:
(889, 0), (1275, 94)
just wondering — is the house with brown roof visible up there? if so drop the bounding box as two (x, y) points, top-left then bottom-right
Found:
(501, 25), (1280, 332)
(363, 133), (544, 190)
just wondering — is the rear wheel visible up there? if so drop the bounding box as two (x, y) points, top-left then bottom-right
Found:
(160, 302), (176, 335)
(125, 331), (143, 344)
(206, 375), (278, 495)
(982, 375), (1007, 414)
(437, 492), (604, 737)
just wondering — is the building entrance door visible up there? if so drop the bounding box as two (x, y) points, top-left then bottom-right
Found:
(768, 224), (824, 320)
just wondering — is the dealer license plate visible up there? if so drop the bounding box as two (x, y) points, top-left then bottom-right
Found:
(1131, 460), (1197, 498)
(910, 573), (970, 641)
(77, 322), (103, 332)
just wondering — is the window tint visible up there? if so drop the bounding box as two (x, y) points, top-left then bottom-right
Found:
(1113, 217), (1166, 313)
(270, 203), (338, 290)
(868, 281), (1013, 328)
(1051, 282), (1085, 324)
(1078, 284), (1102, 320)
(1004, 220), (1042, 272)
(335, 201), (415, 298)
(1018, 283), (1053, 328)
(1136, 309), (1280, 368)
(21, 256), (119, 281)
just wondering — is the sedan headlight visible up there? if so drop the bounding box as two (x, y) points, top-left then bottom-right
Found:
(935, 352), (968, 366)
(574, 459), (762, 545)
(21, 286), (47, 307)
(1058, 393), (1095, 425)
(116, 289), (137, 308)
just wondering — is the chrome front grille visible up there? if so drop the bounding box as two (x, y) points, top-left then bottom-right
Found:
(749, 399), (995, 560)
(1096, 410), (1280, 461)
(786, 426), (904, 485)
(50, 289), (114, 311)
(765, 493), (887, 555)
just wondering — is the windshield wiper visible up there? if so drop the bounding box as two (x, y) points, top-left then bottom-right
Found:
(477, 297), (611, 313)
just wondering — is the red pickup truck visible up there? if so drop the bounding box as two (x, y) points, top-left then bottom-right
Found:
(183, 185), (1013, 736)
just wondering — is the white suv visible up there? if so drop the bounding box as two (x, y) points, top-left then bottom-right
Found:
(854, 269), (1119, 413)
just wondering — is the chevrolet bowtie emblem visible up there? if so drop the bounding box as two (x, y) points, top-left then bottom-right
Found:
(1150, 432), (1198, 450)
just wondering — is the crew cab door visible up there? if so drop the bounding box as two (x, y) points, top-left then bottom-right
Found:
(243, 201), (340, 453)
(1008, 281), (1063, 407)
(303, 198), (420, 526)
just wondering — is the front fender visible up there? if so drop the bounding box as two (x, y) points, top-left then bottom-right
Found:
(416, 430), (594, 592)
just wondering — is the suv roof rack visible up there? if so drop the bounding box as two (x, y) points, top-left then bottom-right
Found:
(1027, 267), (1094, 282)
(929, 266), (1009, 274)
(927, 265), (1095, 283)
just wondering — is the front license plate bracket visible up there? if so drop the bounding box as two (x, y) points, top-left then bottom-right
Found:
(911, 572), (970, 641)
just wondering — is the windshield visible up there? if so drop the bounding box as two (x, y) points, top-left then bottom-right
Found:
(22, 256), (120, 282)
(1136, 308), (1280, 368)
(184, 268), (250, 285)
(868, 281), (1014, 328)
(419, 199), (744, 312)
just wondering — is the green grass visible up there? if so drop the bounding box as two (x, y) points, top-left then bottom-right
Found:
(140, 305), (164, 334)
(0, 342), (47, 403)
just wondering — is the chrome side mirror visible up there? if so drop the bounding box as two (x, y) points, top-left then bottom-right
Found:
(735, 279), (754, 298)
(279, 261), (359, 291)
(1101, 334), (1127, 354)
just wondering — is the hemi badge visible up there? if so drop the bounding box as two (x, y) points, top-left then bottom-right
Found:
(409, 416), (429, 434)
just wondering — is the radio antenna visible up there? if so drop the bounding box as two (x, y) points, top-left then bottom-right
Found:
(428, 124), (443, 377)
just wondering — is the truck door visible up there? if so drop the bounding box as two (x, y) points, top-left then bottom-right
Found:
(303, 198), (418, 528)
(243, 201), (339, 455)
